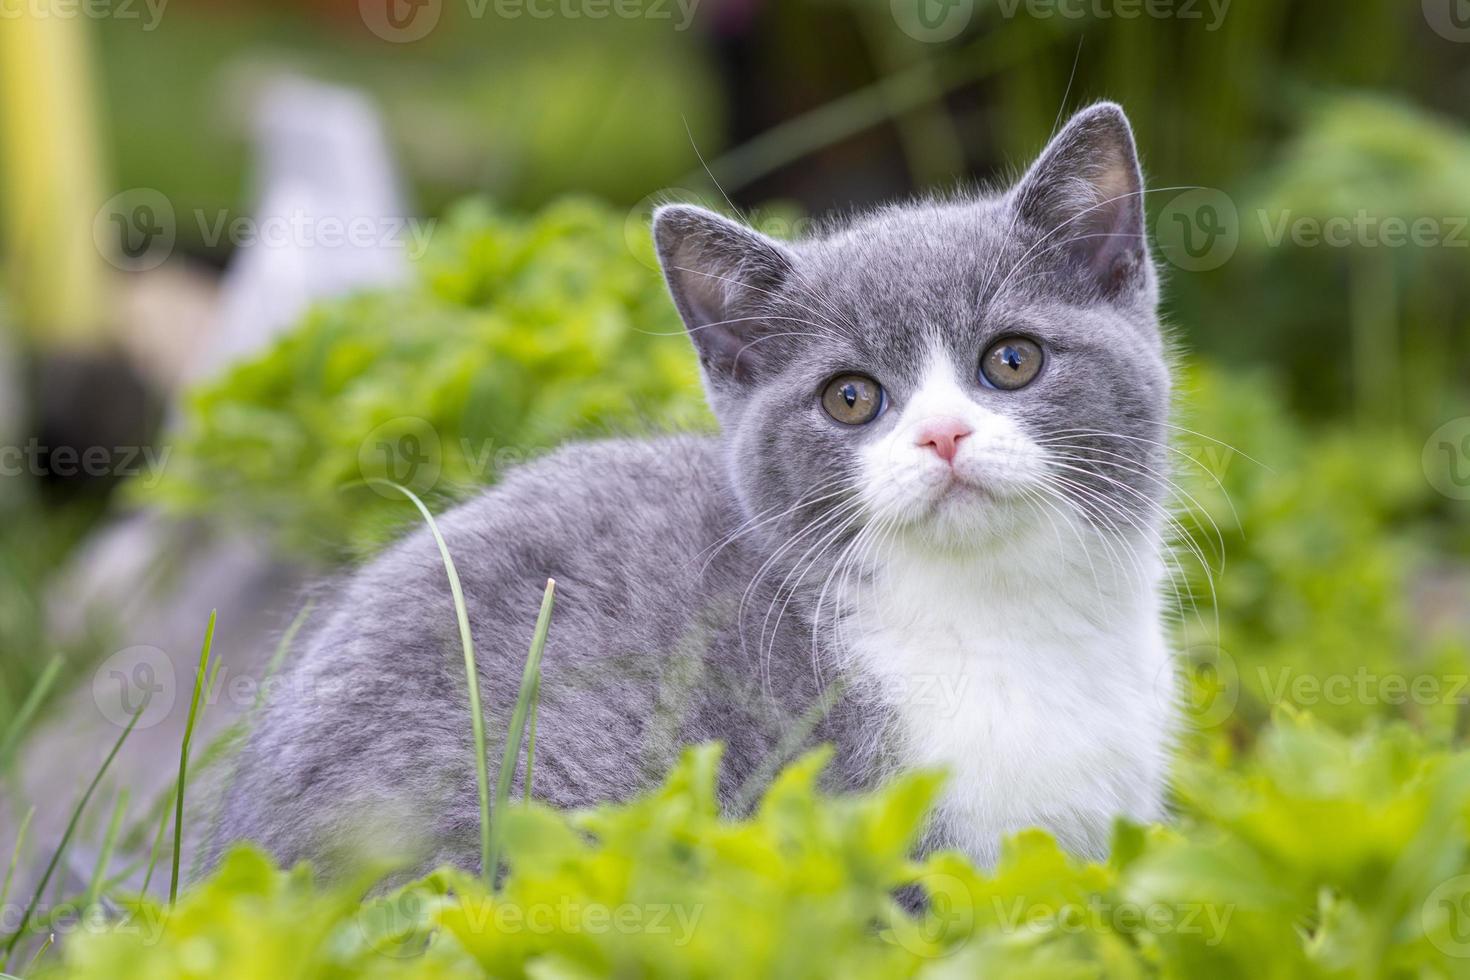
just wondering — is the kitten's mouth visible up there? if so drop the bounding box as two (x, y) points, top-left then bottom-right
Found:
(924, 472), (998, 510)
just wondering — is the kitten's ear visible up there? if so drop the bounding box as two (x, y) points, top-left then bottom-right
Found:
(1010, 102), (1152, 301)
(653, 204), (795, 383)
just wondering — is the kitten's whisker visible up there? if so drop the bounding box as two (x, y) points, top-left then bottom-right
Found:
(1043, 470), (1214, 638)
(696, 482), (858, 574)
(738, 496), (867, 689)
(1042, 447), (1228, 571)
(1038, 428), (1244, 531)
(759, 501), (867, 676)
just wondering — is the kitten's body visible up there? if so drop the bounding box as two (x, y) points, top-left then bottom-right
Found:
(211, 103), (1177, 875)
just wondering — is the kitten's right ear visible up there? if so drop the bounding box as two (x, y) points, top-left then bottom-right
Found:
(653, 204), (795, 383)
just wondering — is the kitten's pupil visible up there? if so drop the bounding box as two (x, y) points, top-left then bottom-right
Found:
(842, 383), (858, 407)
(1002, 348), (1022, 371)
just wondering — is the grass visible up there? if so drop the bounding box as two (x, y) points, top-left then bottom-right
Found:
(368, 480), (498, 884)
(0, 484), (560, 965)
(488, 577), (556, 880)
(0, 679), (152, 968)
(0, 656), (61, 775)
(168, 612), (215, 904)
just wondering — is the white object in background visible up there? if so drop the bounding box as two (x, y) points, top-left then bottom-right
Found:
(192, 74), (414, 380)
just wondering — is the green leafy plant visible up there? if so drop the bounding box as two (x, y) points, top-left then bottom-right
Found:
(146, 198), (709, 560)
(33, 716), (1470, 978)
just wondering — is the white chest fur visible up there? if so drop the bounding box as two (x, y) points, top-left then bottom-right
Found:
(838, 536), (1175, 867)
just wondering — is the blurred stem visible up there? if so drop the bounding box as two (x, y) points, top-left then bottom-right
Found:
(689, 22), (1054, 193)
(854, 12), (965, 188)
(1349, 251), (1398, 429)
(0, 2), (110, 347)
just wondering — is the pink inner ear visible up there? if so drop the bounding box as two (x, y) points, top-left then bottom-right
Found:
(1072, 160), (1144, 292)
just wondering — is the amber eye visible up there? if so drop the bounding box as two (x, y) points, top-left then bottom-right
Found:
(980, 337), (1044, 390)
(821, 374), (885, 425)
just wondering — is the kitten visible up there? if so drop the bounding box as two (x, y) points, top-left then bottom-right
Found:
(207, 102), (1176, 877)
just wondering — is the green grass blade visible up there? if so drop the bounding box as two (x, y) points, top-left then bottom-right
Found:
(0, 687), (152, 964)
(524, 677), (540, 806)
(22, 932), (53, 975)
(0, 655), (62, 773)
(367, 480), (494, 884)
(169, 610), (216, 904)
(138, 798), (171, 899)
(488, 579), (556, 883)
(85, 790), (128, 910)
(0, 806), (34, 914)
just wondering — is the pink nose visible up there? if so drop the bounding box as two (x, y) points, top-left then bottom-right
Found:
(916, 418), (972, 464)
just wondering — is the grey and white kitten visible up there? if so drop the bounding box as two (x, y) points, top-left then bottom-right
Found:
(208, 103), (1176, 878)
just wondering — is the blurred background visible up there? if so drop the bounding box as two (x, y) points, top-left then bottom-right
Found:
(1, 0), (1469, 902)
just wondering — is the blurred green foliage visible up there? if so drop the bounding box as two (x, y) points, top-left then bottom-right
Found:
(93, 4), (721, 244)
(40, 718), (1470, 978)
(1172, 366), (1469, 745)
(145, 198), (708, 559)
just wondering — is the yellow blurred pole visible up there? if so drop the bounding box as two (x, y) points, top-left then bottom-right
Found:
(0, 0), (110, 348)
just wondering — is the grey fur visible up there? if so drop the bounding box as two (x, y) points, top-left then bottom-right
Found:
(207, 102), (1171, 877)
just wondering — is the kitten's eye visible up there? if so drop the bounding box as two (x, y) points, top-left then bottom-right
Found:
(980, 337), (1044, 390)
(821, 374), (885, 425)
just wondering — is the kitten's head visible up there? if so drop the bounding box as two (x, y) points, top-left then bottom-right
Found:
(654, 103), (1170, 558)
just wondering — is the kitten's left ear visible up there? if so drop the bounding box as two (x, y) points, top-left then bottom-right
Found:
(1010, 102), (1153, 301)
